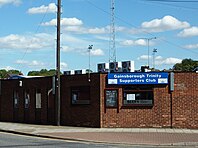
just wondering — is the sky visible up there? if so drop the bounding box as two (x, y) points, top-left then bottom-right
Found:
(0, 0), (198, 75)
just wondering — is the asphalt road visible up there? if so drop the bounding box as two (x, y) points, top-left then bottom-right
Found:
(0, 132), (197, 148)
(0, 132), (131, 148)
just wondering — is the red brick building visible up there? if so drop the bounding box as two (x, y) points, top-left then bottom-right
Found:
(0, 72), (197, 129)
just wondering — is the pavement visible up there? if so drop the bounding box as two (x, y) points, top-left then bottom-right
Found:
(0, 122), (198, 147)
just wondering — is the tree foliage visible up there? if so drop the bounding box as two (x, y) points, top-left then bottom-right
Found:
(173, 58), (198, 71)
(0, 69), (22, 79)
(27, 69), (58, 76)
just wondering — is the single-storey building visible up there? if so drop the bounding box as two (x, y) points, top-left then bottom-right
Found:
(0, 72), (197, 129)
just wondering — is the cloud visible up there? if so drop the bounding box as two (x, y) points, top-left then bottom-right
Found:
(0, 0), (21, 6)
(15, 60), (27, 64)
(155, 56), (163, 60)
(88, 27), (106, 34)
(15, 60), (48, 72)
(183, 43), (198, 49)
(63, 26), (83, 32)
(61, 18), (82, 26)
(61, 46), (73, 52)
(90, 48), (104, 56)
(2, 66), (16, 71)
(63, 26), (108, 34)
(137, 55), (182, 65)
(29, 60), (45, 66)
(41, 17), (83, 26)
(105, 25), (126, 32)
(27, 3), (57, 14)
(0, 33), (54, 51)
(178, 26), (198, 37)
(156, 57), (182, 65)
(94, 35), (110, 41)
(115, 26), (126, 32)
(15, 60), (45, 67)
(81, 48), (104, 56)
(141, 15), (190, 32)
(121, 39), (147, 46)
(137, 55), (151, 60)
(62, 34), (90, 46)
(60, 62), (68, 70)
(17, 32), (87, 56)
(42, 19), (109, 34)
(121, 38), (156, 47)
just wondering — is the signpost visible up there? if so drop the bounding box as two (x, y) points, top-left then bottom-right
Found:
(108, 72), (168, 85)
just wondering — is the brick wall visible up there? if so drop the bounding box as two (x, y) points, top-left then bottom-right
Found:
(0, 74), (101, 127)
(0, 72), (197, 129)
(172, 73), (198, 128)
(60, 73), (101, 127)
(0, 77), (52, 124)
(100, 72), (198, 129)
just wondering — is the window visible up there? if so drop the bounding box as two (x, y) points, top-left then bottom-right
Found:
(36, 89), (41, 108)
(24, 90), (30, 108)
(71, 86), (90, 105)
(105, 89), (118, 107)
(123, 86), (153, 106)
(13, 90), (19, 108)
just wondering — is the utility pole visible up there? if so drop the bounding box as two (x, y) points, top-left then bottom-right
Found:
(56, 0), (61, 126)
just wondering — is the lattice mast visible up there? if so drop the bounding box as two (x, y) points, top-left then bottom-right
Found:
(109, 0), (116, 62)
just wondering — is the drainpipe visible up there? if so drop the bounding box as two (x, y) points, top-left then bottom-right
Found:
(169, 72), (174, 128)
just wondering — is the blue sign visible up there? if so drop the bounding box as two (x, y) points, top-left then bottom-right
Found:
(108, 72), (169, 85)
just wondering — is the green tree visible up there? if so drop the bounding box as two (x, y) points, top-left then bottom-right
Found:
(173, 58), (198, 71)
(48, 69), (57, 75)
(0, 69), (7, 79)
(27, 69), (58, 76)
(27, 71), (40, 76)
(8, 70), (22, 75)
(0, 69), (22, 79)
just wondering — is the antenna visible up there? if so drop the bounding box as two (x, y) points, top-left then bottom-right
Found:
(109, 0), (116, 62)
